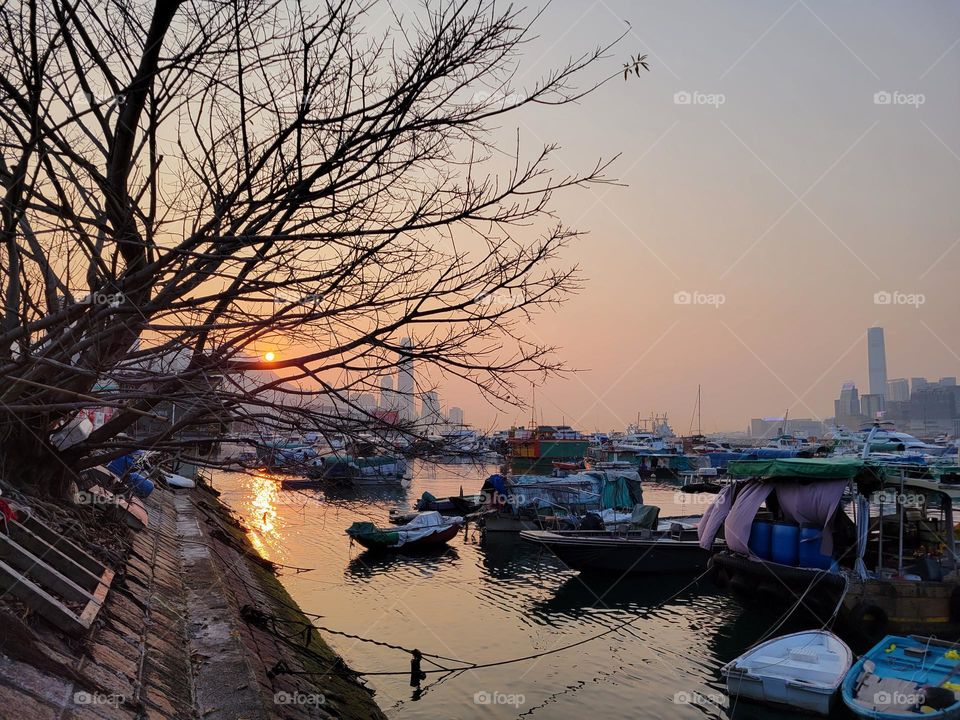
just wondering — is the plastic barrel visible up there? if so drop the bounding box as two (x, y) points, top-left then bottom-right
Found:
(770, 522), (800, 566)
(127, 470), (155, 499)
(798, 524), (832, 569)
(747, 520), (773, 559)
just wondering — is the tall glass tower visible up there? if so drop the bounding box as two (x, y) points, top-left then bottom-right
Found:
(867, 327), (888, 399)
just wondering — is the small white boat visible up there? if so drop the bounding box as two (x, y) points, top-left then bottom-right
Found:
(722, 630), (852, 716)
(160, 469), (196, 489)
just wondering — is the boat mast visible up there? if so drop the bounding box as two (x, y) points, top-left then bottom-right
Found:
(698, 384), (702, 436)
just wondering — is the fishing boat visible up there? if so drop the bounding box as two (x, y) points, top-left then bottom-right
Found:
(480, 469), (642, 533)
(842, 635), (960, 718)
(702, 449), (960, 642)
(506, 425), (590, 473)
(305, 452), (407, 486)
(722, 630), (852, 716)
(346, 511), (463, 551)
(519, 509), (712, 574)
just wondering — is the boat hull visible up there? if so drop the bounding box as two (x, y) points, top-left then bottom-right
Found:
(722, 630), (850, 717)
(350, 522), (462, 552)
(712, 552), (960, 641)
(520, 530), (713, 574)
(842, 635), (960, 719)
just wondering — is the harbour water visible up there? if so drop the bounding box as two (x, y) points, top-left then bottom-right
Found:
(214, 461), (833, 719)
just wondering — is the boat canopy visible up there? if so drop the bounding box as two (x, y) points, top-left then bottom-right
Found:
(727, 457), (864, 481)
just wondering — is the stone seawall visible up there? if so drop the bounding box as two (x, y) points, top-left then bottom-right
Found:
(0, 484), (386, 720)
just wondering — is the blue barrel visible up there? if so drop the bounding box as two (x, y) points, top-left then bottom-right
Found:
(127, 470), (154, 499)
(770, 522), (800, 566)
(798, 524), (832, 569)
(747, 520), (773, 559)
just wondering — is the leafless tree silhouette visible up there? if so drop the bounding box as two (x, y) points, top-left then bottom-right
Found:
(0, 0), (621, 493)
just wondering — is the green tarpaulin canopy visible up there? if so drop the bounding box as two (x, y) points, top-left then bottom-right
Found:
(727, 457), (865, 480)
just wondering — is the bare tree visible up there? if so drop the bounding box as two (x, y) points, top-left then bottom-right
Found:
(0, 0), (622, 494)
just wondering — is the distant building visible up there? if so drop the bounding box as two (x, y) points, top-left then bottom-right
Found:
(886, 378), (910, 402)
(357, 393), (377, 412)
(448, 406), (464, 426)
(834, 382), (864, 429)
(911, 377), (929, 394)
(940, 377), (957, 387)
(379, 375), (395, 411)
(420, 391), (442, 425)
(860, 393), (885, 421)
(867, 327), (888, 398)
(396, 337), (415, 421)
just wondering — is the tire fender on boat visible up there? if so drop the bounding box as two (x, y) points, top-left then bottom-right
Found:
(950, 586), (960, 623)
(847, 602), (888, 643)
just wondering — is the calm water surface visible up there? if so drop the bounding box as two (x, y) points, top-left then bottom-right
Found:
(214, 460), (847, 719)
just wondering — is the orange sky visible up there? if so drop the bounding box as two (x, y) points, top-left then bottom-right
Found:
(433, 0), (960, 432)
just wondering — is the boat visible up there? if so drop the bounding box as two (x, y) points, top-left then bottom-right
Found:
(506, 425), (590, 472)
(480, 469), (642, 533)
(305, 452), (407, 485)
(842, 635), (960, 718)
(345, 511), (463, 551)
(702, 449), (960, 642)
(519, 508), (712, 574)
(723, 630), (852, 716)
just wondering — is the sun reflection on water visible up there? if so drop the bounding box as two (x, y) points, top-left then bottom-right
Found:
(247, 472), (282, 558)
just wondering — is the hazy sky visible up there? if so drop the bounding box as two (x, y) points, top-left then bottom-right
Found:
(432, 0), (960, 433)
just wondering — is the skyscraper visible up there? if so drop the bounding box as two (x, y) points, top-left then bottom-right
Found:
(867, 327), (888, 398)
(420, 391), (441, 425)
(379, 375), (395, 410)
(448, 406), (464, 426)
(886, 378), (910, 402)
(396, 337), (415, 421)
